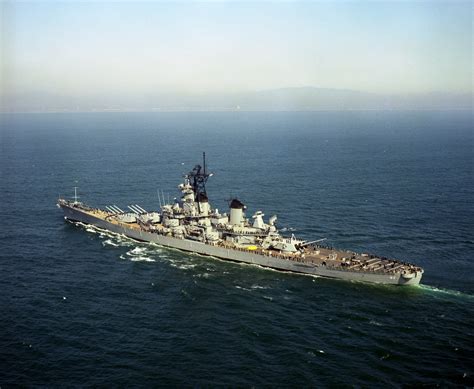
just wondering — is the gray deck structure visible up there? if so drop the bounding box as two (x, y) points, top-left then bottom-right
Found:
(58, 155), (423, 286)
(58, 200), (423, 286)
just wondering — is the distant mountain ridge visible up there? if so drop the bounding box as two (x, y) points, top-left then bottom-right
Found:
(227, 87), (472, 111)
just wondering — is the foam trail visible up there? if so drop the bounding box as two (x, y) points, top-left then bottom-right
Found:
(130, 256), (155, 262)
(193, 273), (211, 279)
(102, 239), (118, 247)
(235, 285), (252, 292)
(251, 285), (270, 290)
(169, 263), (197, 270)
(419, 284), (473, 299)
(72, 220), (138, 248)
(128, 247), (147, 256)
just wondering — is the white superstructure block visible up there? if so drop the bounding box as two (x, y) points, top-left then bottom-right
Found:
(252, 211), (265, 229)
(230, 208), (243, 226)
(200, 202), (210, 216)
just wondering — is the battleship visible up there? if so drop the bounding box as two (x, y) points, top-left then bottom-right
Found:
(58, 154), (423, 286)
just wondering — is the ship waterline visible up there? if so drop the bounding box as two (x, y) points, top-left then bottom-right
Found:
(58, 156), (423, 286)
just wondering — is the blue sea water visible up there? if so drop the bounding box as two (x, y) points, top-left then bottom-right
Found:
(1, 111), (473, 386)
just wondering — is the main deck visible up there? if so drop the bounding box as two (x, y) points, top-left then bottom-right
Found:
(60, 200), (422, 281)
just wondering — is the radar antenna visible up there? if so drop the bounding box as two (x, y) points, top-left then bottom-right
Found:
(188, 152), (212, 212)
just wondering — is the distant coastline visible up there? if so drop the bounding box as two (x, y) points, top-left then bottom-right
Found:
(1, 87), (471, 113)
(1, 108), (473, 114)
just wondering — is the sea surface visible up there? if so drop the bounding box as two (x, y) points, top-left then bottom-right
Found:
(1, 111), (473, 386)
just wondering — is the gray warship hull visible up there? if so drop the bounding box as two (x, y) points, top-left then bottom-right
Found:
(59, 202), (422, 286)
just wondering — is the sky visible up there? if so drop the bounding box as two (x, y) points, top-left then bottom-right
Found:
(1, 1), (472, 111)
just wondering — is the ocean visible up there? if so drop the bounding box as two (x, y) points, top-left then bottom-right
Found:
(1, 111), (473, 386)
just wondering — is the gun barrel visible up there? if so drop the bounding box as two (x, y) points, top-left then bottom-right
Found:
(127, 206), (139, 214)
(135, 205), (147, 213)
(129, 205), (142, 214)
(300, 238), (327, 247)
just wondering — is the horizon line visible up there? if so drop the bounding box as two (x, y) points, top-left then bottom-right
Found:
(1, 108), (473, 114)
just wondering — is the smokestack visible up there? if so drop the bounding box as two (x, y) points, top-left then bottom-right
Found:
(229, 199), (245, 226)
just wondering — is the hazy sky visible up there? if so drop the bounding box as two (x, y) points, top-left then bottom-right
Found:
(1, 1), (472, 110)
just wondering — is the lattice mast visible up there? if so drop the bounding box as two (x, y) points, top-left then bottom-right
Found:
(188, 152), (212, 212)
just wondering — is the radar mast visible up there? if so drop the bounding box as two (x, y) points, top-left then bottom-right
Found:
(188, 152), (212, 212)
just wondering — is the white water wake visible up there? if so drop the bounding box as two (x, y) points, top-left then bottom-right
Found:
(419, 284), (473, 299)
